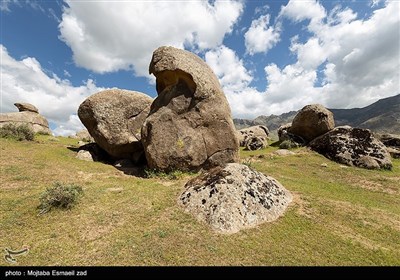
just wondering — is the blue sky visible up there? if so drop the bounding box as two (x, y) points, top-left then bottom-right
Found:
(1, 0), (399, 135)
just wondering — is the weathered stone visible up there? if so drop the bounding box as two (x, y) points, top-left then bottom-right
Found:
(77, 143), (110, 163)
(309, 126), (392, 170)
(76, 150), (94, 161)
(78, 89), (153, 162)
(289, 104), (335, 143)
(238, 125), (269, 147)
(14, 103), (39, 113)
(141, 46), (239, 172)
(386, 147), (400, 159)
(379, 134), (400, 148)
(273, 149), (295, 156)
(75, 129), (94, 142)
(277, 123), (291, 142)
(244, 136), (267, 151)
(0, 106), (51, 135)
(179, 163), (292, 234)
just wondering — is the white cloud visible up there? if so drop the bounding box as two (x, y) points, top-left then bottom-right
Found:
(0, 45), (104, 135)
(279, 0), (326, 31)
(244, 14), (280, 55)
(59, 0), (243, 76)
(205, 45), (252, 93)
(217, 1), (399, 119)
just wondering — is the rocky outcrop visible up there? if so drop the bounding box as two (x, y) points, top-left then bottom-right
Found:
(288, 104), (335, 143)
(179, 163), (292, 234)
(14, 103), (39, 113)
(0, 103), (51, 134)
(309, 126), (392, 170)
(141, 46), (239, 172)
(237, 125), (269, 147)
(244, 136), (267, 151)
(78, 89), (153, 162)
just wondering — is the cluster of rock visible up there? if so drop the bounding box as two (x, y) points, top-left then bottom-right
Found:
(237, 125), (269, 151)
(78, 47), (239, 171)
(77, 46), (292, 234)
(0, 103), (51, 135)
(278, 104), (392, 170)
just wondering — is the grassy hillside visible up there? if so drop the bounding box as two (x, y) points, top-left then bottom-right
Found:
(1, 135), (399, 266)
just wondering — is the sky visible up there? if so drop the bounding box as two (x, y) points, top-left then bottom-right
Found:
(1, 0), (399, 136)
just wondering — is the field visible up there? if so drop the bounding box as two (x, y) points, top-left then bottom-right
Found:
(1, 135), (399, 266)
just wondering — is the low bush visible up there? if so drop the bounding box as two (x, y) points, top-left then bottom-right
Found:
(38, 182), (83, 215)
(279, 140), (299, 149)
(0, 123), (34, 141)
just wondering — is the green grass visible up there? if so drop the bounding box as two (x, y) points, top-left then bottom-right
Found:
(1, 136), (399, 266)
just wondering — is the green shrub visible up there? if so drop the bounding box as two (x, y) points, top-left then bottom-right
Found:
(144, 168), (194, 180)
(38, 182), (83, 215)
(279, 139), (299, 149)
(0, 123), (34, 141)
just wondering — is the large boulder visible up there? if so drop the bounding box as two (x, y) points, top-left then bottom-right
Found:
(78, 89), (153, 162)
(288, 104), (335, 143)
(0, 103), (51, 134)
(179, 163), (292, 234)
(141, 46), (239, 172)
(309, 126), (392, 170)
(237, 125), (269, 147)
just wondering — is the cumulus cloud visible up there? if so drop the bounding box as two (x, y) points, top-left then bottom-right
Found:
(0, 45), (104, 136)
(244, 14), (280, 55)
(59, 0), (243, 76)
(227, 0), (399, 119)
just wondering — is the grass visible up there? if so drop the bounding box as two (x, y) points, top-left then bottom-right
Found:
(1, 135), (399, 266)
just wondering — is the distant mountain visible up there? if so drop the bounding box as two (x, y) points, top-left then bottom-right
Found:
(233, 94), (400, 135)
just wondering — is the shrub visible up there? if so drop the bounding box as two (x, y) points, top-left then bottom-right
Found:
(279, 140), (299, 149)
(144, 168), (194, 180)
(0, 123), (34, 141)
(38, 182), (83, 215)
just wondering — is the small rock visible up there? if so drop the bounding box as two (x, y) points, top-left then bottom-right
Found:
(320, 163), (328, 168)
(76, 150), (94, 161)
(273, 149), (295, 156)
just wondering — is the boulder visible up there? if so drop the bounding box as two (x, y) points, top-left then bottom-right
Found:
(309, 126), (392, 170)
(78, 89), (153, 162)
(77, 143), (110, 162)
(288, 104), (335, 143)
(244, 136), (267, 151)
(379, 134), (400, 148)
(75, 129), (94, 142)
(141, 46), (239, 172)
(76, 150), (94, 161)
(277, 123), (305, 145)
(0, 103), (51, 135)
(238, 125), (269, 147)
(179, 163), (292, 234)
(14, 102), (39, 113)
(386, 147), (400, 159)
(277, 123), (291, 142)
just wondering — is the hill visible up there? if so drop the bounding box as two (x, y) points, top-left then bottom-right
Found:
(1, 135), (399, 265)
(233, 94), (400, 135)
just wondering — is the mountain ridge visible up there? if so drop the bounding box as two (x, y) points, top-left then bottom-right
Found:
(233, 94), (400, 135)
